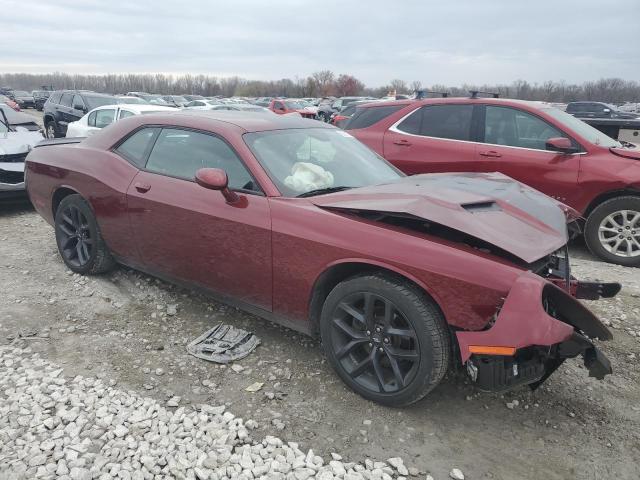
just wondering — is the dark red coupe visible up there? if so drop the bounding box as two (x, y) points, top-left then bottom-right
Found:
(26, 111), (618, 405)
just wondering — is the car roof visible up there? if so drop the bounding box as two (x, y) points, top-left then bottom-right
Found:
(158, 110), (332, 133)
(356, 97), (553, 110)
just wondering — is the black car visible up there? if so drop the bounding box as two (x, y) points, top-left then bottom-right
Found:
(43, 90), (118, 138)
(566, 101), (638, 120)
(317, 96), (373, 122)
(32, 90), (51, 111)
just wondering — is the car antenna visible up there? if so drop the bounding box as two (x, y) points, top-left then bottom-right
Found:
(469, 90), (500, 99)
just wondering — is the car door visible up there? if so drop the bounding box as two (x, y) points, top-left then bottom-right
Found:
(125, 127), (273, 311)
(71, 95), (87, 123)
(475, 104), (581, 204)
(383, 103), (478, 174)
(57, 93), (75, 130)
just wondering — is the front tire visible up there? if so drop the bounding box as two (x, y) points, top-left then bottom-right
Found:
(320, 273), (450, 406)
(585, 196), (640, 267)
(54, 194), (115, 274)
(45, 120), (60, 139)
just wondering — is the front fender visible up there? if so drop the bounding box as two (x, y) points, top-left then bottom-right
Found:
(456, 272), (612, 363)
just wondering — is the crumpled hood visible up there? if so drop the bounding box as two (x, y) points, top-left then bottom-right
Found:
(610, 146), (640, 160)
(0, 129), (44, 156)
(312, 172), (574, 263)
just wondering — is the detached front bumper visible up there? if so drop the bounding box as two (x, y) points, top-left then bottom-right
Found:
(457, 272), (614, 391)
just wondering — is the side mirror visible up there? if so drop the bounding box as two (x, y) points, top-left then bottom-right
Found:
(602, 108), (611, 114)
(195, 168), (239, 203)
(546, 137), (578, 154)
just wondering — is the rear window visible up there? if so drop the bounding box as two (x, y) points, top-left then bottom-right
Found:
(84, 95), (118, 110)
(345, 105), (404, 130)
(114, 128), (159, 168)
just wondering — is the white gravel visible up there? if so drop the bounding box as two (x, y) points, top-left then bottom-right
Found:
(0, 346), (437, 480)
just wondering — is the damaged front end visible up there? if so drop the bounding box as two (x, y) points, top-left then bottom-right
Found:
(457, 268), (617, 392)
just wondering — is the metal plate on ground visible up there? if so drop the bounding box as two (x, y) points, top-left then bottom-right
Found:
(186, 324), (260, 364)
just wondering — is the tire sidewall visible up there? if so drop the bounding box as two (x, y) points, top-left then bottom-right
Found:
(54, 195), (101, 274)
(45, 121), (58, 139)
(320, 275), (443, 406)
(585, 197), (640, 267)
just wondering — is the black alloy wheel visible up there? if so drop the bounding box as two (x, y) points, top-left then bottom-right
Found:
(54, 194), (115, 274)
(330, 292), (420, 393)
(321, 274), (449, 406)
(57, 203), (93, 268)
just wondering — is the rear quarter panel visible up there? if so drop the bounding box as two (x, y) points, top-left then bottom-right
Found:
(25, 142), (140, 260)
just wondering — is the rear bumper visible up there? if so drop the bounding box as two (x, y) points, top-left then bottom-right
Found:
(457, 272), (613, 390)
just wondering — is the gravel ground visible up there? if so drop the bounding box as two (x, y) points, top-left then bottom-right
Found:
(1, 114), (639, 479)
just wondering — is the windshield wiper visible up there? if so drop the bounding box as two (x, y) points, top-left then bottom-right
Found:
(296, 186), (353, 198)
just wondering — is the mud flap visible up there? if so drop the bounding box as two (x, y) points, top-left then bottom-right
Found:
(575, 281), (621, 300)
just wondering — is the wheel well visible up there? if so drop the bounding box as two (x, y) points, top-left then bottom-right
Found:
(51, 187), (78, 218)
(584, 189), (640, 218)
(43, 115), (54, 125)
(308, 262), (441, 337)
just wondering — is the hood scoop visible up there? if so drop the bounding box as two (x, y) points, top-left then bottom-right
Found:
(312, 173), (570, 263)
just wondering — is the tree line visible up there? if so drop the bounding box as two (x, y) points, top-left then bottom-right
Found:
(1, 71), (639, 103)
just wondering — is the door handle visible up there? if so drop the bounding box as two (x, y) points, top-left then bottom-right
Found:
(393, 139), (412, 146)
(134, 182), (151, 193)
(479, 150), (502, 158)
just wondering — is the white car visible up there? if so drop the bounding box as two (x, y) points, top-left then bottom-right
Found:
(183, 99), (222, 110)
(65, 104), (176, 138)
(0, 107), (44, 198)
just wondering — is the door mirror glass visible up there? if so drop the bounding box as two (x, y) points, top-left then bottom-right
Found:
(195, 167), (228, 190)
(602, 108), (611, 114)
(545, 137), (578, 154)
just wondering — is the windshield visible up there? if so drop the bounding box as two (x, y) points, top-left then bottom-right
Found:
(141, 95), (170, 105)
(14, 91), (30, 97)
(85, 95), (118, 109)
(0, 104), (38, 125)
(244, 128), (402, 196)
(284, 101), (305, 109)
(172, 96), (187, 103)
(542, 108), (621, 148)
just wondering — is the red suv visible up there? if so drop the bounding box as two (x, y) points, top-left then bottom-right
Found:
(346, 97), (640, 266)
(268, 99), (316, 119)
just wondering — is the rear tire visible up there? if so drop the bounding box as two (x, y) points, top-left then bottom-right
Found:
(585, 196), (640, 267)
(54, 194), (115, 274)
(320, 273), (450, 406)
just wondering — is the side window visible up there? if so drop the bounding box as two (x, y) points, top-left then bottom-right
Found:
(345, 105), (404, 130)
(59, 93), (73, 107)
(274, 102), (284, 110)
(484, 106), (566, 150)
(119, 109), (135, 119)
(395, 108), (422, 134)
(72, 95), (86, 111)
(419, 105), (473, 141)
(94, 109), (115, 128)
(114, 128), (159, 168)
(49, 92), (62, 104)
(87, 111), (97, 127)
(146, 128), (258, 191)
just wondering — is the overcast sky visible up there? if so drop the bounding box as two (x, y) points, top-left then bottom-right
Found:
(2, 0), (639, 86)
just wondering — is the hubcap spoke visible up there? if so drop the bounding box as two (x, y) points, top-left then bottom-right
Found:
(371, 350), (388, 392)
(332, 317), (367, 340)
(386, 327), (417, 340)
(334, 338), (369, 359)
(385, 351), (405, 389)
(348, 352), (373, 379)
(363, 293), (376, 331)
(385, 345), (419, 360)
(338, 302), (365, 325)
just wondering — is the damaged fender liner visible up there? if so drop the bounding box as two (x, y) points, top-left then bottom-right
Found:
(457, 272), (613, 390)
